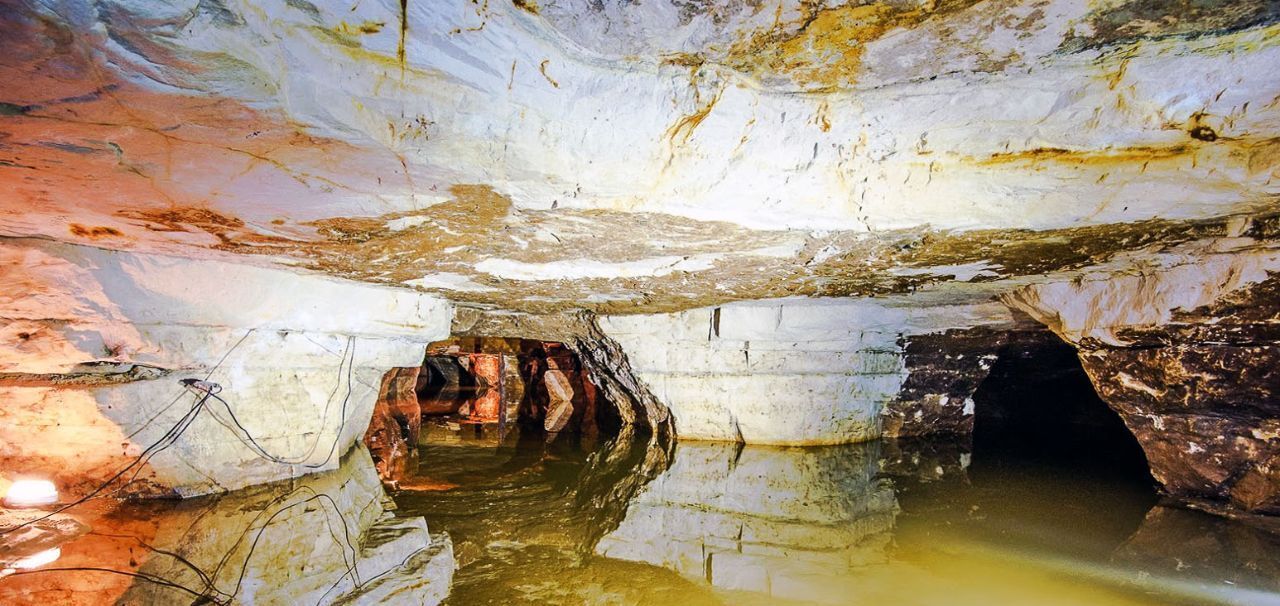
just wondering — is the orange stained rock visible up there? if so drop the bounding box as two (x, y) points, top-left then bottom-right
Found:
(469, 354), (503, 421)
(725, 0), (982, 90)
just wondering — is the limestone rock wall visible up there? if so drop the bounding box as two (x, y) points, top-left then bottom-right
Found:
(599, 295), (1017, 444)
(122, 448), (453, 606)
(5, 0), (1277, 247)
(0, 447), (455, 605)
(0, 447), (454, 605)
(1006, 232), (1280, 514)
(0, 238), (452, 497)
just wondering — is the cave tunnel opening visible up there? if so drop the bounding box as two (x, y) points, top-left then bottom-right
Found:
(943, 328), (1162, 557)
(970, 329), (1153, 483)
(418, 337), (622, 445)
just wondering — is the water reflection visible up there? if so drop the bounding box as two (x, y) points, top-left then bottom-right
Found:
(400, 432), (1280, 606)
(597, 441), (897, 602)
(0, 447), (452, 605)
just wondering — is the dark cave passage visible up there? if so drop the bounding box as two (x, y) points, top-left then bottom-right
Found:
(419, 337), (622, 439)
(970, 330), (1154, 484)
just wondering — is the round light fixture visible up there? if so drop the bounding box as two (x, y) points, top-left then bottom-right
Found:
(3, 479), (59, 508)
(13, 547), (61, 569)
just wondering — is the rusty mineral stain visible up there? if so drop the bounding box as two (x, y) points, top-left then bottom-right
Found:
(538, 60), (560, 88)
(68, 224), (124, 238)
(666, 87), (723, 146)
(118, 207), (291, 247)
(398, 0), (409, 69)
(660, 53), (706, 69)
(1239, 137), (1280, 176)
(815, 101), (832, 132)
(975, 143), (1196, 167)
(723, 0), (981, 90)
(336, 20), (386, 36)
(511, 0), (539, 15)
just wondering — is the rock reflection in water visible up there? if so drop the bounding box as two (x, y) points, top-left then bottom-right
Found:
(597, 441), (897, 602)
(402, 430), (1280, 606)
(395, 427), (721, 605)
(0, 447), (453, 605)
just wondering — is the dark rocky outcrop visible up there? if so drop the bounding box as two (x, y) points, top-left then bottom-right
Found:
(880, 328), (1003, 438)
(451, 309), (673, 436)
(1007, 236), (1280, 515)
(1075, 277), (1280, 514)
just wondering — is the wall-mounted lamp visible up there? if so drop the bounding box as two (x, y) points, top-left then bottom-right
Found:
(3, 479), (59, 508)
(13, 547), (61, 569)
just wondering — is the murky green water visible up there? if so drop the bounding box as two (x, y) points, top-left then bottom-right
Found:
(395, 429), (1280, 606)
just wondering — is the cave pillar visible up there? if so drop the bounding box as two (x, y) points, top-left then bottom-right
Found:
(467, 354), (503, 422)
(366, 366), (424, 482)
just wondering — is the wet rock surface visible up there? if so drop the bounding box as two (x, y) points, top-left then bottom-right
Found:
(0, 448), (454, 605)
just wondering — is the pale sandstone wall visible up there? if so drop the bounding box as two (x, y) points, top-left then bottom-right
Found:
(600, 296), (1017, 444)
(0, 239), (451, 497)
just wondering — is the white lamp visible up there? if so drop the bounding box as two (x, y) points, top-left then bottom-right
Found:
(3, 479), (59, 508)
(13, 547), (61, 569)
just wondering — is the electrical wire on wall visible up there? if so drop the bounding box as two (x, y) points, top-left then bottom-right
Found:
(0, 330), (405, 605)
(191, 336), (358, 469)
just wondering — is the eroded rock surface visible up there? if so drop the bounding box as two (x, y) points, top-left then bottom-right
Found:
(1, 0), (1279, 520)
(1008, 231), (1280, 513)
(0, 0), (1277, 314)
(0, 447), (454, 606)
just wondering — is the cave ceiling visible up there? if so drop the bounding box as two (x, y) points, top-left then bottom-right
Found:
(1, 0), (1278, 313)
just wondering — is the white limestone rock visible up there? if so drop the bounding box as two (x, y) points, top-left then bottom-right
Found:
(0, 239), (452, 496)
(597, 440), (897, 602)
(600, 295), (1016, 444)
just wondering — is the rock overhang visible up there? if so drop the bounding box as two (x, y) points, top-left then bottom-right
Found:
(0, 0), (1277, 314)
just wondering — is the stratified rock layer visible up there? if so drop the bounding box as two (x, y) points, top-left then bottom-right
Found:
(599, 296), (1017, 444)
(597, 440), (898, 603)
(0, 238), (451, 497)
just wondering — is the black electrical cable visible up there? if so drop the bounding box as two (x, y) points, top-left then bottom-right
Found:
(0, 332), (385, 604)
(125, 329), (256, 442)
(219, 490), (361, 600)
(1, 567), (227, 605)
(199, 336), (357, 469)
(1, 330), (260, 536)
(2, 329), (353, 538)
(0, 396), (207, 536)
(85, 531), (227, 600)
